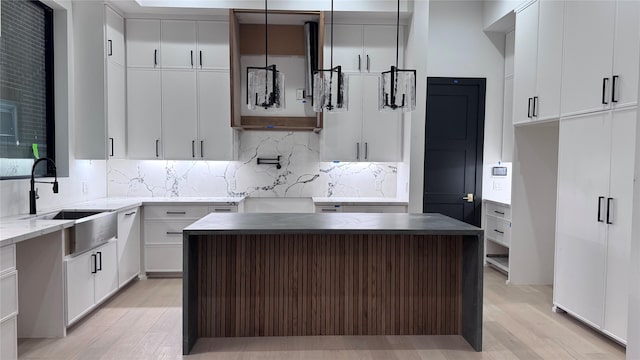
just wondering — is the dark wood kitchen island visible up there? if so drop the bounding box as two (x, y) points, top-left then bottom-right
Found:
(182, 213), (484, 354)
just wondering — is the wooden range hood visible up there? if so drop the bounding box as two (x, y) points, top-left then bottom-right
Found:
(229, 9), (325, 131)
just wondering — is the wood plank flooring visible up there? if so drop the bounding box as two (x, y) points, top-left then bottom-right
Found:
(18, 267), (626, 359)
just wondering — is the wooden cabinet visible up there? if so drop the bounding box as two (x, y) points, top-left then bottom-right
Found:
(325, 24), (402, 73)
(117, 208), (140, 288)
(65, 240), (118, 326)
(126, 69), (162, 159)
(321, 75), (401, 161)
(126, 19), (161, 68)
(513, 0), (564, 125)
(554, 107), (637, 343)
(560, 0), (639, 117)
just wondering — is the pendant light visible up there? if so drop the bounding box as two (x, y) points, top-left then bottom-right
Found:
(312, 0), (348, 112)
(246, 0), (285, 110)
(379, 0), (416, 112)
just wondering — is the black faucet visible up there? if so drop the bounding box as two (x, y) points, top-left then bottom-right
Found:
(29, 157), (59, 214)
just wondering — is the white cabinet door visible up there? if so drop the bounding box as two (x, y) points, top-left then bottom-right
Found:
(105, 6), (124, 66)
(534, 0), (563, 121)
(512, 1), (538, 125)
(561, 1), (615, 117)
(117, 209), (140, 287)
(611, 0), (640, 109)
(0, 317), (17, 360)
(325, 24), (363, 73)
(65, 251), (95, 325)
(603, 108), (637, 342)
(94, 241), (118, 305)
(198, 71), (233, 160)
(555, 112), (611, 328)
(197, 21), (229, 69)
(363, 25), (402, 73)
(361, 75), (401, 162)
(321, 75), (363, 161)
(107, 61), (126, 159)
(161, 20), (197, 69)
(162, 70), (198, 160)
(126, 19), (160, 68)
(127, 69), (162, 159)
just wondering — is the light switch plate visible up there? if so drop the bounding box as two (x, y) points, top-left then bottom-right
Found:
(296, 89), (305, 100)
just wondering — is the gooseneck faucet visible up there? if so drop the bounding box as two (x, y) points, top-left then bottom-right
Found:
(29, 157), (58, 214)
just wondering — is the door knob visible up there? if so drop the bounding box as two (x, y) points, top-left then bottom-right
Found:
(462, 193), (474, 203)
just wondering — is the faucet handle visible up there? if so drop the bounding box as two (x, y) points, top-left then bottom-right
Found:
(35, 188), (40, 200)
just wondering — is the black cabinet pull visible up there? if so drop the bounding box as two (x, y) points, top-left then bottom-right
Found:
(365, 142), (368, 160)
(192, 140), (195, 158)
(494, 210), (505, 215)
(356, 142), (360, 160)
(199, 51), (203, 67)
(606, 197), (613, 224)
(597, 196), (605, 222)
(97, 251), (102, 271)
(366, 54), (370, 71)
(358, 55), (361, 71)
(109, 137), (114, 157)
(533, 96), (538, 117)
(602, 78), (609, 104)
(493, 229), (504, 234)
(155, 139), (159, 157)
(190, 50), (194, 67)
(91, 254), (97, 274)
(124, 211), (136, 216)
(108, 40), (113, 56)
(527, 98), (532, 118)
(166, 211), (186, 215)
(612, 75), (619, 103)
(154, 49), (158, 67)
(200, 140), (204, 158)
(166, 231), (183, 235)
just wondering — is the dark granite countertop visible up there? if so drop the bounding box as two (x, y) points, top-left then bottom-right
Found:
(183, 212), (483, 236)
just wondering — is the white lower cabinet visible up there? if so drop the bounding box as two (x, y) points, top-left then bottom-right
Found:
(0, 244), (17, 360)
(65, 240), (118, 326)
(315, 204), (407, 213)
(117, 208), (141, 287)
(483, 201), (511, 275)
(554, 107), (637, 343)
(0, 317), (17, 360)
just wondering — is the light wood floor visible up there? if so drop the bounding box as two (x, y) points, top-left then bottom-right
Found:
(18, 267), (626, 359)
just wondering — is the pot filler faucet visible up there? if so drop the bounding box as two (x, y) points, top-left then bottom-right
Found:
(29, 157), (58, 214)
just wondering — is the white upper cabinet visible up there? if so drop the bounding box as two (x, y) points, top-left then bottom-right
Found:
(561, 1), (616, 117)
(105, 6), (125, 66)
(322, 75), (364, 161)
(513, 0), (564, 125)
(127, 69), (162, 159)
(106, 61), (126, 158)
(126, 19), (161, 68)
(162, 70), (198, 159)
(198, 71), (234, 160)
(161, 20), (197, 69)
(611, 0), (640, 109)
(361, 75), (401, 162)
(197, 21), (230, 69)
(513, 1), (538, 125)
(324, 24), (402, 73)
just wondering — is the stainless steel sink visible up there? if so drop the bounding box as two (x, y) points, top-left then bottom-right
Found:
(23, 210), (117, 256)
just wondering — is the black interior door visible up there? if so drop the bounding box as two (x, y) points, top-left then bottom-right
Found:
(423, 77), (485, 227)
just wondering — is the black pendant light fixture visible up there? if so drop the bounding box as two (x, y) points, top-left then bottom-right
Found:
(312, 0), (348, 112)
(246, 0), (285, 110)
(379, 0), (416, 112)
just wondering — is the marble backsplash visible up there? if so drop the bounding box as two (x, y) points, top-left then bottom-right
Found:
(107, 131), (399, 198)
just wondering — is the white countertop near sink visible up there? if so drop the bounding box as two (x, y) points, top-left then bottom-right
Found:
(312, 197), (409, 206)
(0, 196), (246, 246)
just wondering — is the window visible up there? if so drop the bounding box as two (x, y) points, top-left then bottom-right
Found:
(0, 0), (55, 179)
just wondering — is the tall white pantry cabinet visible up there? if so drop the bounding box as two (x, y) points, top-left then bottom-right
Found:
(552, 0), (639, 344)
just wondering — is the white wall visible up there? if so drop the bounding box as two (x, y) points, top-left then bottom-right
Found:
(406, 0), (429, 212)
(408, 0), (505, 212)
(0, 0), (107, 218)
(483, 0), (520, 31)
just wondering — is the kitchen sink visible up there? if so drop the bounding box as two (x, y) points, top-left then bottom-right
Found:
(23, 210), (104, 221)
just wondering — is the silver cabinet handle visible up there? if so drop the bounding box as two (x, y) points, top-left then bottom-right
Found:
(166, 231), (182, 235)
(166, 211), (186, 215)
(365, 142), (368, 160)
(356, 142), (360, 160)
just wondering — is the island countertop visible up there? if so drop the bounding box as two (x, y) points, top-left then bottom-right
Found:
(183, 212), (483, 236)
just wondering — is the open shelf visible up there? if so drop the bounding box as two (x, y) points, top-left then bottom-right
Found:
(486, 255), (509, 274)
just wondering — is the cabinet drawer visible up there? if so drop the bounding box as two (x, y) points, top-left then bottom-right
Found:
(0, 245), (16, 274)
(0, 316), (17, 360)
(144, 221), (192, 244)
(145, 245), (182, 272)
(208, 205), (237, 213)
(0, 271), (18, 322)
(342, 205), (407, 213)
(144, 205), (210, 220)
(486, 216), (511, 247)
(486, 202), (511, 220)
(316, 205), (342, 213)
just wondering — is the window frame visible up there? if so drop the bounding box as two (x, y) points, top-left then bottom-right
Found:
(0, 0), (56, 180)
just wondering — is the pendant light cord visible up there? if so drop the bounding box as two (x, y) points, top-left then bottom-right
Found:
(330, 0), (334, 70)
(265, 0), (268, 69)
(395, 0), (399, 69)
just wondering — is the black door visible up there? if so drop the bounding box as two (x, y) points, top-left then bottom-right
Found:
(423, 77), (485, 227)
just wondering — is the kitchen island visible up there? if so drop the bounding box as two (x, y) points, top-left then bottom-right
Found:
(182, 213), (484, 354)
